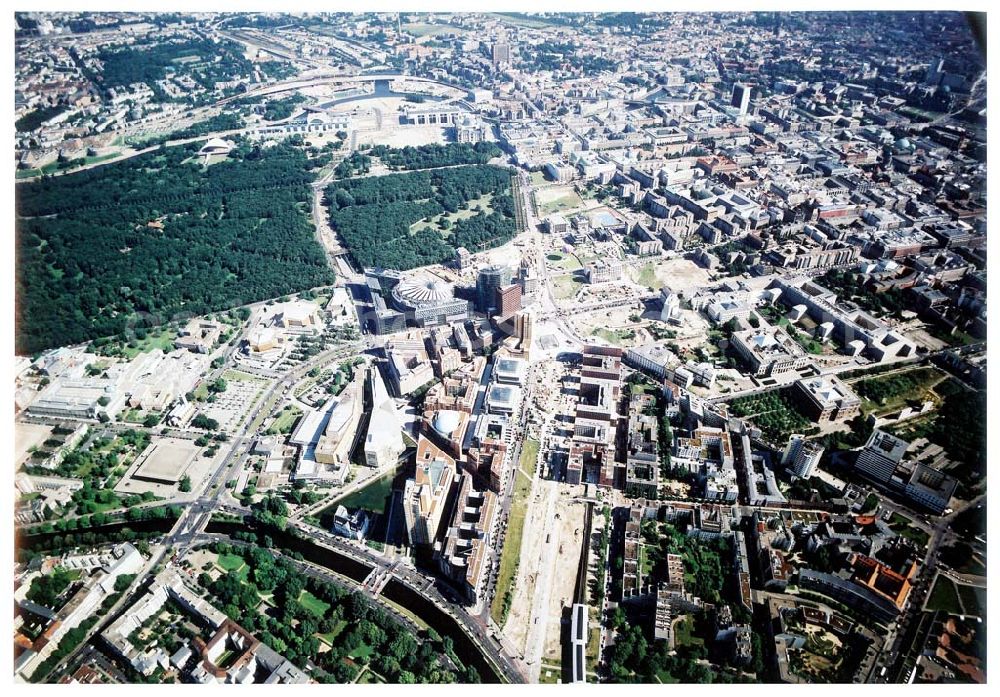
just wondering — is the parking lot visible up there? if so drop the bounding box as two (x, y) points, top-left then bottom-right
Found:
(200, 371), (270, 432)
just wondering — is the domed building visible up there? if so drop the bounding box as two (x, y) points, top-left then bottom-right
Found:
(391, 273), (470, 328)
(454, 114), (488, 144)
(393, 276), (455, 307)
(424, 409), (470, 459)
(432, 410), (463, 439)
(892, 137), (915, 154)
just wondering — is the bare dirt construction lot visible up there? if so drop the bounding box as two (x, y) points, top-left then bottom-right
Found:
(15, 422), (53, 467)
(503, 475), (552, 653)
(903, 325), (950, 351)
(671, 308), (715, 350)
(654, 256), (715, 296)
(542, 490), (588, 662)
(571, 304), (647, 349)
(355, 122), (451, 149)
(503, 479), (588, 677)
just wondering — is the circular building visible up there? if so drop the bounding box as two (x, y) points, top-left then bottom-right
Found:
(393, 276), (455, 309)
(432, 410), (462, 439)
(391, 273), (470, 327)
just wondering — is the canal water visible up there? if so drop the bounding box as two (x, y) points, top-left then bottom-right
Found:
(17, 517), (178, 554)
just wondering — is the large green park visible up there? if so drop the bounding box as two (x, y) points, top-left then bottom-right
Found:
(325, 153), (519, 271)
(15, 141), (334, 354)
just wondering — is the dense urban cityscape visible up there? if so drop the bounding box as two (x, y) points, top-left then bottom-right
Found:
(12, 10), (987, 686)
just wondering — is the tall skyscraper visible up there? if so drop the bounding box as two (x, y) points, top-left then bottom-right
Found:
(730, 83), (750, 115)
(403, 457), (455, 546)
(476, 265), (512, 313)
(925, 57), (945, 86)
(492, 32), (511, 67)
(514, 311), (533, 352)
(780, 434), (824, 480)
(495, 283), (522, 319)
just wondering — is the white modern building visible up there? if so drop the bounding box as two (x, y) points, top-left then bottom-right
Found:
(781, 434), (824, 479)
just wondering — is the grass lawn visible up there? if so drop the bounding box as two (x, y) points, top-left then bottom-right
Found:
(552, 274), (583, 300)
(402, 22), (470, 37)
(488, 12), (561, 28)
(298, 589), (331, 617)
(926, 575), (963, 614)
(888, 513), (930, 547)
(409, 193), (494, 234)
(558, 255), (583, 271)
(348, 643), (375, 661)
(787, 327), (825, 355)
(639, 543), (654, 578)
(539, 667), (561, 684)
(121, 328), (178, 360)
(214, 648), (239, 669)
(673, 615), (704, 648)
(520, 438), (540, 478)
(317, 620), (348, 646)
(634, 263), (664, 290)
(586, 626), (601, 660)
(956, 583), (986, 617)
(315, 160), (340, 180)
(217, 553), (245, 571)
(16, 161), (63, 179)
(888, 512), (909, 526)
(87, 497), (124, 514)
(248, 389), (282, 435)
(656, 670), (680, 683)
(267, 405), (303, 435)
(898, 527), (931, 547)
(575, 251), (602, 266)
(591, 327), (636, 346)
(357, 667), (387, 683)
(546, 252), (582, 272)
(537, 187), (584, 215)
(490, 470), (531, 625)
(216, 553), (249, 581)
(530, 170), (551, 186)
(201, 153), (229, 167)
(854, 367), (947, 417)
(222, 369), (265, 383)
(84, 152), (121, 166)
(899, 106), (947, 122)
(121, 409), (145, 424)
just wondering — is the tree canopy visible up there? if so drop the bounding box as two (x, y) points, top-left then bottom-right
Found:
(325, 164), (517, 271)
(15, 141), (334, 354)
(201, 541), (475, 683)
